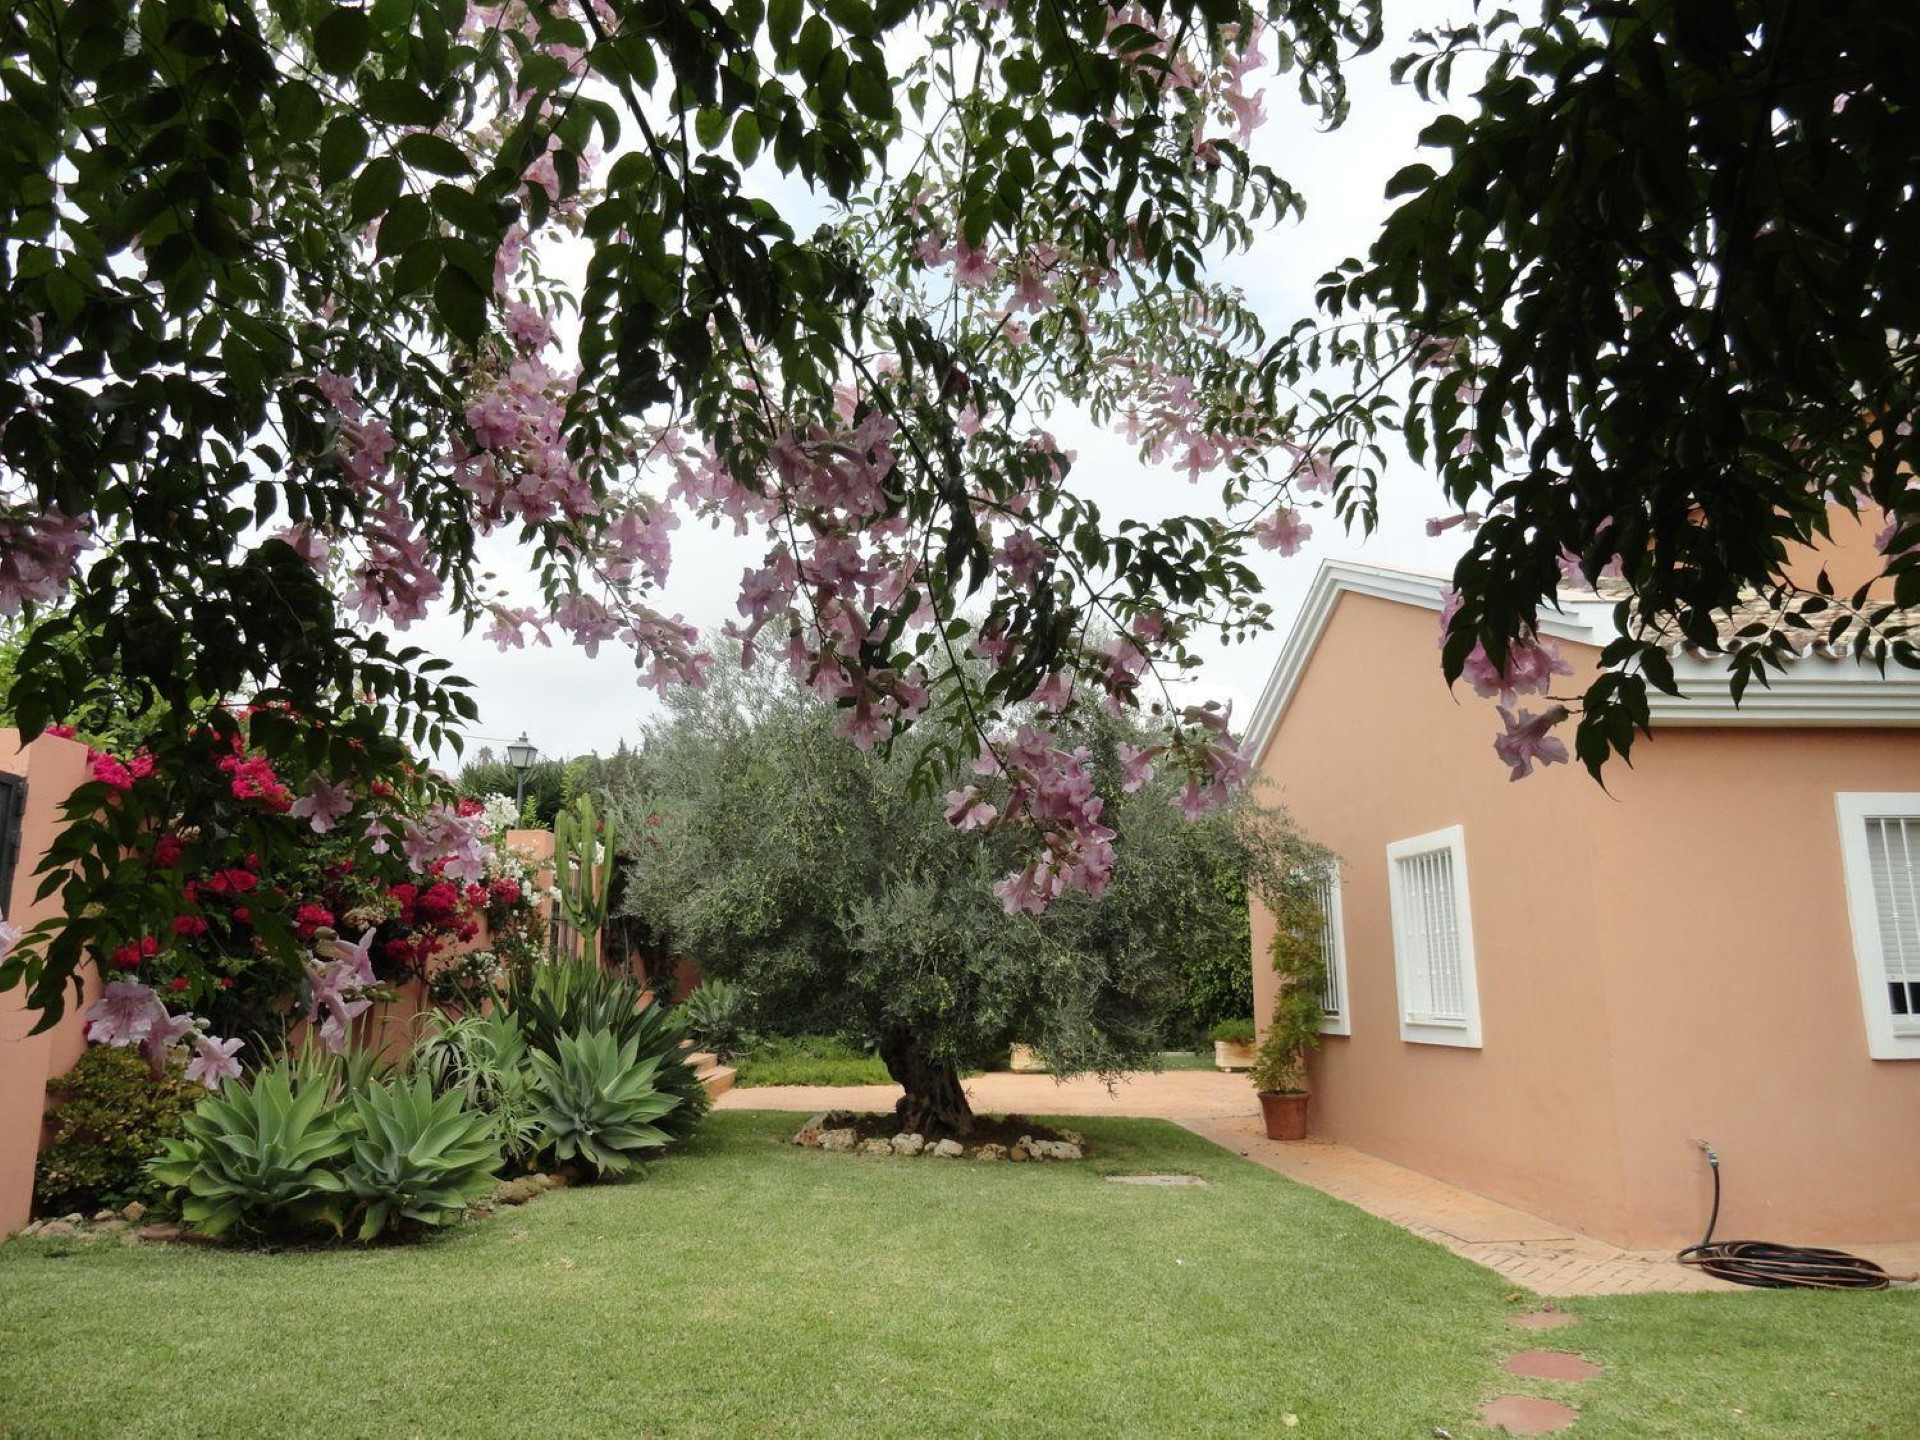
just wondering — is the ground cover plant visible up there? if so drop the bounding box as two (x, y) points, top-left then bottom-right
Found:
(1, 1112), (1911, 1439)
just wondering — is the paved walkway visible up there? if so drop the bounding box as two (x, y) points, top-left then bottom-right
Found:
(723, 1071), (1920, 1297)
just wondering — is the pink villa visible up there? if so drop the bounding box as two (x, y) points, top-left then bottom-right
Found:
(1245, 536), (1920, 1250)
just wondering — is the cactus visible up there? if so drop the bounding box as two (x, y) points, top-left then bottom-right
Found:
(554, 795), (617, 960)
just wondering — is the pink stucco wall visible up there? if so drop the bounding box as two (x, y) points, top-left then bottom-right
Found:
(0, 732), (96, 1233)
(1252, 591), (1920, 1249)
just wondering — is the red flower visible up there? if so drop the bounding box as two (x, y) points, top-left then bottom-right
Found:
(232, 907), (251, 924)
(221, 869), (258, 894)
(110, 944), (142, 970)
(46, 724), (76, 739)
(171, 915), (210, 937)
(293, 903), (335, 940)
(167, 977), (189, 991)
(140, 936), (158, 957)
(218, 978), (234, 989)
(457, 797), (484, 817)
(152, 833), (185, 868)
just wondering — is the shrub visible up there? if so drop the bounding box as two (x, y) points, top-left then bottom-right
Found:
(34, 1046), (195, 1216)
(529, 1028), (679, 1180)
(679, 978), (750, 1058)
(733, 1035), (893, 1088)
(148, 1057), (352, 1238)
(507, 959), (709, 1141)
(414, 1010), (545, 1168)
(1249, 889), (1332, 1096)
(341, 1072), (501, 1239)
(1209, 1018), (1257, 1045)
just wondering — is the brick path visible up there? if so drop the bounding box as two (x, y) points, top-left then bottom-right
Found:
(723, 1072), (1920, 1297)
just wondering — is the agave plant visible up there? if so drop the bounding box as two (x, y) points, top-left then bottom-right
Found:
(507, 959), (710, 1140)
(529, 1027), (679, 1179)
(413, 1009), (545, 1167)
(148, 1058), (352, 1238)
(679, 978), (750, 1059)
(341, 1072), (502, 1240)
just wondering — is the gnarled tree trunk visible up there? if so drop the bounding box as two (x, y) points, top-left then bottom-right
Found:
(878, 1029), (974, 1137)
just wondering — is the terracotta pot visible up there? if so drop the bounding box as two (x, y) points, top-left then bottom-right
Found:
(1258, 1090), (1310, 1141)
(1214, 1039), (1258, 1071)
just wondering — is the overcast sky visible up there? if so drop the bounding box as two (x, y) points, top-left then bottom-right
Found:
(412, 7), (1478, 767)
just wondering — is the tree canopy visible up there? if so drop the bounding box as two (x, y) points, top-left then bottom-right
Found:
(618, 651), (1323, 1132)
(1, 0), (1912, 1018)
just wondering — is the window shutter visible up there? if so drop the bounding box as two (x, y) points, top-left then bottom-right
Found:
(1396, 848), (1466, 1025)
(1315, 876), (1342, 1017)
(1864, 816), (1920, 1031)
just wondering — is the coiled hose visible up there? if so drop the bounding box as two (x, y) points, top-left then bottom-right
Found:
(1676, 1143), (1895, 1291)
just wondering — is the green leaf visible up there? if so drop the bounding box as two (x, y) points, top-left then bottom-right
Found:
(363, 79), (443, 129)
(276, 81), (325, 144)
(313, 7), (373, 77)
(1384, 162), (1437, 198)
(731, 111), (762, 167)
(396, 131), (473, 177)
(433, 263), (488, 345)
(768, 0), (801, 47)
(318, 117), (370, 187)
(349, 155), (404, 225)
(374, 195), (430, 257)
(694, 107), (727, 150)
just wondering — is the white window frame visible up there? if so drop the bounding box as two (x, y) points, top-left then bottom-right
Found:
(1834, 793), (1920, 1060)
(1385, 825), (1483, 1049)
(1313, 869), (1350, 1036)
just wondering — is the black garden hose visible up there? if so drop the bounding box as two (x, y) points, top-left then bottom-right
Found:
(1675, 1143), (1895, 1291)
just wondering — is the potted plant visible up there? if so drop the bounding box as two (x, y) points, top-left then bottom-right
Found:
(1008, 1043), (1048, 1073)
(1210, 1019), (1258, 1071)
(1249, 881), (1333, 1141)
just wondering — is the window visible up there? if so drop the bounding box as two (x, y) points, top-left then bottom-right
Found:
(1385, 826), (1482, 1048)
(1311, 871), (1350, 1036)
(1835, 794), (1920, 1060)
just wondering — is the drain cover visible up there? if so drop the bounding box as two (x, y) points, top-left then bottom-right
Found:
(1105, 1174), (1210, 1187)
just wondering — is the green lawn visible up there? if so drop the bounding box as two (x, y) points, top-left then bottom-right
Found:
(0, 1112), (1912, 1438)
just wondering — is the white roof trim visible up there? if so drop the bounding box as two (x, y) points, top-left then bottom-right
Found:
(1242, 559), (1920, 763)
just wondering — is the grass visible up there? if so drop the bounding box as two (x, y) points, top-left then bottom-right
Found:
(731, 1034), (893, 1087)
(732, 1037), (1222, 1087)
(1, 1112), (1913, 1438)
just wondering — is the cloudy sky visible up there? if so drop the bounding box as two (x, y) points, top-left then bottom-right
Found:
(413, 8), (1480, 767)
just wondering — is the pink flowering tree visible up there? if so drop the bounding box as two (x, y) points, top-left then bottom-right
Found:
(0, 0), (1388, 1022)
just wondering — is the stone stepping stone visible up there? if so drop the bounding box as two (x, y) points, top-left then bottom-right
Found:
(1505, 1350), (1603, 1382)
(1510, 1309), (1580, 1331)
(1104, 1174), (1210, 1187)
(1481, 1395), (1581, 1434)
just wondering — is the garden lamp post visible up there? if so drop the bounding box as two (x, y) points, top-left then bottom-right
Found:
(506, 732), (538, 815)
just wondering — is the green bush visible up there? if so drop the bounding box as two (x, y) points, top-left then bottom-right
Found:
(34, 1046), (196, 1217)
(507, 959), (709, 1141)
(679, 978), (750, 1058)
(1249, 889), (1331, 1097)
(733, 1035), (893, 1088)
(148, 1056), (352, 1239)
(1209, 1018), (1257, 1045)
(341, 1072), (501, 1239)
(414, 1009), (545, 1168)
(529, 1028), (679, 1179)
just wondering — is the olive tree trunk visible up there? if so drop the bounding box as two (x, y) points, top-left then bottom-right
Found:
(878, 1029), (975, 1137)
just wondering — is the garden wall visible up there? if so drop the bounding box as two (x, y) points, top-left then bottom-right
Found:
(0, 731), (96, 1234)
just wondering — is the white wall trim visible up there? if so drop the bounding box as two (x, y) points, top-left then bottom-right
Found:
(1834, 793), (1920, 1061)
(1242, 560), (1920, 763)
(1385, 824), (1483, 1050)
